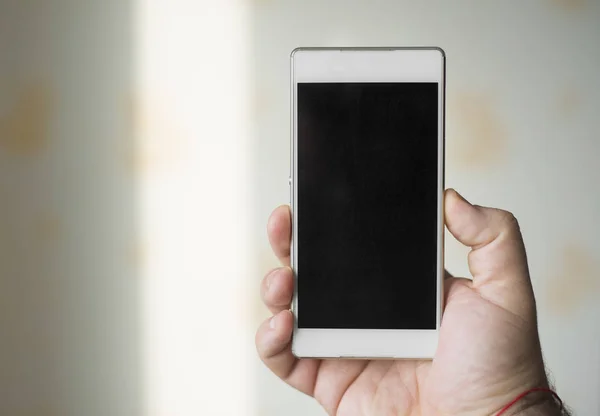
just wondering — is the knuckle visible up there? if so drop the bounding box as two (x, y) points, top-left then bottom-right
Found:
(497, 209), (521, 233)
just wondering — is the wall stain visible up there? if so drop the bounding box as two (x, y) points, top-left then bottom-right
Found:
(0, 83), (52, 156)
(550, 0), (586, 11)
(547, 243), (598, 314)
(556, 87), (582, 119)
(447, 92), (508, 170)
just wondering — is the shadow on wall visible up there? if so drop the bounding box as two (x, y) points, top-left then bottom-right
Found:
(0, 2), (141, 415)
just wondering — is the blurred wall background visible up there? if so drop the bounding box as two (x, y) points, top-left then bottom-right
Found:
(0, 2), (140, 415)
(252, 1), (600, 415)
(0, 1), (251, 415)
(0, 1), (598, 415)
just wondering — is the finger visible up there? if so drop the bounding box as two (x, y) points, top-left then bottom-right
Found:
(444, 189), (529, 281)
(261, 267), (294, 314)
(444, 269), (454, 280)
(444, 189), (535, 320)
(267, 205), (292, 266)
(255, 310), (320, 396)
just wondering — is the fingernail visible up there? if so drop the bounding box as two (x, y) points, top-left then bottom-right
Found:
(269, 315), (276, 330)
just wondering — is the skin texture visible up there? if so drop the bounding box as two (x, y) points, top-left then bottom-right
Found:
(256, 189), (559, 416)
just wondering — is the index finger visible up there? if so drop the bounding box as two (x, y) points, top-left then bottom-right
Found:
(267, 205), (291, 266)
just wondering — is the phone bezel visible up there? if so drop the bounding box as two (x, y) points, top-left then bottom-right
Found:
(290, 47), (445, 359)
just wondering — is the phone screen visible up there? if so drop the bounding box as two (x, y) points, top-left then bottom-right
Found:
(297, 82), (439, 330)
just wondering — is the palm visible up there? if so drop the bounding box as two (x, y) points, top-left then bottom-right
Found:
(257, 191), (548, 415)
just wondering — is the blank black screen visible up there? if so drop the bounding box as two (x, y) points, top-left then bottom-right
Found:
(297, 82), (438, 330)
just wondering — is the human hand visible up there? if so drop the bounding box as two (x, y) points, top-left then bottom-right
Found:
(256, 189), (564, 415)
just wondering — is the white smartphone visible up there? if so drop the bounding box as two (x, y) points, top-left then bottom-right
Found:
(290, 47), (445, 359)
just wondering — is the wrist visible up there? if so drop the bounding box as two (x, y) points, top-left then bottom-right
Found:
(503, 390), (566, 416)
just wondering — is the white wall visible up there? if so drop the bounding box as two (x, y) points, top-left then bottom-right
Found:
(0, 1), (597, 415)
(251, 1), (600, 415)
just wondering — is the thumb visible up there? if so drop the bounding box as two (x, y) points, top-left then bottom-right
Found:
(444, 189), (536, 322)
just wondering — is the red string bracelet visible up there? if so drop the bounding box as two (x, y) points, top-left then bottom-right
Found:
(496, 387), (563, 415)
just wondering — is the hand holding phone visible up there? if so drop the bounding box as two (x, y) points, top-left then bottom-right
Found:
(256, 191), (557, 415)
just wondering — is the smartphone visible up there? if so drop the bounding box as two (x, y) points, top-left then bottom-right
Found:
(290, 47), (445, 359)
